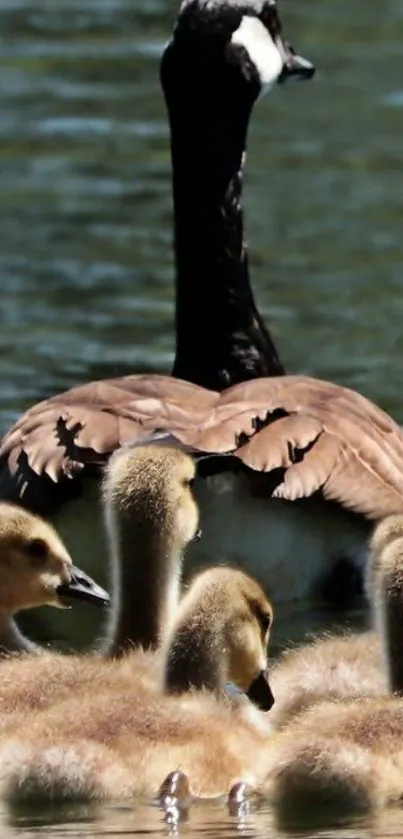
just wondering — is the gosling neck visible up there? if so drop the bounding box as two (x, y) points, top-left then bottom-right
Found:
(164, 611), (227, 695)
(106, 512), (183, 659)
(0, 609), (38, 656)
(380, 586), (403, 694)
(167, 97), (284, 391)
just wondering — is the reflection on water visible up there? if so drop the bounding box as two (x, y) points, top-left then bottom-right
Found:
(0, 796), (378, 839)
(1, 0), (403, 836)
(5, 794), (403, 839)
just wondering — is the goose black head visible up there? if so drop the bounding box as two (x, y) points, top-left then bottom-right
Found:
(162, 0), (314, 113)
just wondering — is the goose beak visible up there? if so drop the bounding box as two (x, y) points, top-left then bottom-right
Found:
(276, 37), (315, 83)
(246, 669), (275, 712)
(57, 565), (110, 609)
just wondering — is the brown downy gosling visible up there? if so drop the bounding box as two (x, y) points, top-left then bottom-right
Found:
(0, 444), (201, 730)
(103, 441), (201, 658)
(163, 566), (273, 706)
(267, 514), (403, 728)
(0, 501), (108, 655)
(264, 696), (403, 822)
(0, 566), (275, 802)
(255, 515), (403, 819)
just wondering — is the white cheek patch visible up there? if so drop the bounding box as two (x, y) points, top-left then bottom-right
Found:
(231, 15), (283, 94)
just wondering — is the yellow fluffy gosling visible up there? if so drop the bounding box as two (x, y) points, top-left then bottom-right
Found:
(0, 566), (275, 802)
(266, 696), (403, 820)
(257, 515), (403, 818)
(0, 444), (200, 731)
(268, 515), (403, 728)
(103, 441), (201, 657)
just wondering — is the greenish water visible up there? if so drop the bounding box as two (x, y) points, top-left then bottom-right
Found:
(1, 0), (403, 836)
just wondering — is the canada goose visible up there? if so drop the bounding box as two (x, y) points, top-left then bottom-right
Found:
(6, 0), (392, 615)
(0, 564), (275, 802)
(6, 3), (403, 613)
(0, 444), (201, 731)
(0, 501), (109, 654)
(265, 514), (403, 729)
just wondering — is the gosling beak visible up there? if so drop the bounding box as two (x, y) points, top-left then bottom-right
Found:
(246, 669), (274, 712)
(276, 37), (315, 83)
(57, 565), (110, 609)
(192, 528), (202, 543)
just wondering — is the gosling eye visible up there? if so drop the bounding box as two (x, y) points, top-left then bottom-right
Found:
(26, 538), (48, 566)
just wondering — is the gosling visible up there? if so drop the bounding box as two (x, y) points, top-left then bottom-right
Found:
(0, 566), (275, 802)
(258, 514), (403, 819)
(0, 444), (201, 730)
(268, 514), (403, 728)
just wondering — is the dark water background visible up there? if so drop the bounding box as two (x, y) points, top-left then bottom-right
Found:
(0, 0), (403, 836)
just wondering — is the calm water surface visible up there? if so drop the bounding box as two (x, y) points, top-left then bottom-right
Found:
(1, 0), (403, 836)
(5, 795), (403, 839)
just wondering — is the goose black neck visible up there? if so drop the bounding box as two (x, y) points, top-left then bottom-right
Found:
(167, 93), (284, 391)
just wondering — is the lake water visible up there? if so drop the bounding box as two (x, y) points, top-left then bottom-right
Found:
(1, 0), (403, 836)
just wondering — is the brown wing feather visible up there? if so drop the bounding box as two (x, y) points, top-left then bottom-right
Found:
(1, 373), (403, 519)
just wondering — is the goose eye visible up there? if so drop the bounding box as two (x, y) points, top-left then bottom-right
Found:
(26, 538), (48, 566)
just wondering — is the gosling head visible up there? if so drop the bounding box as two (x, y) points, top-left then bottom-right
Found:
(0, 503), (110, 615)
(220, 568), (274, 711)
(162, 0), (314, 116)
(165, 566), (274, 712)
(104, 444), (200, 553)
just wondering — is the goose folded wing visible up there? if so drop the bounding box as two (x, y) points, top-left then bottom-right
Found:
(0, 375), (218, 511)
(177, 375), (403, 519)
(2, 374), (403, 520)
